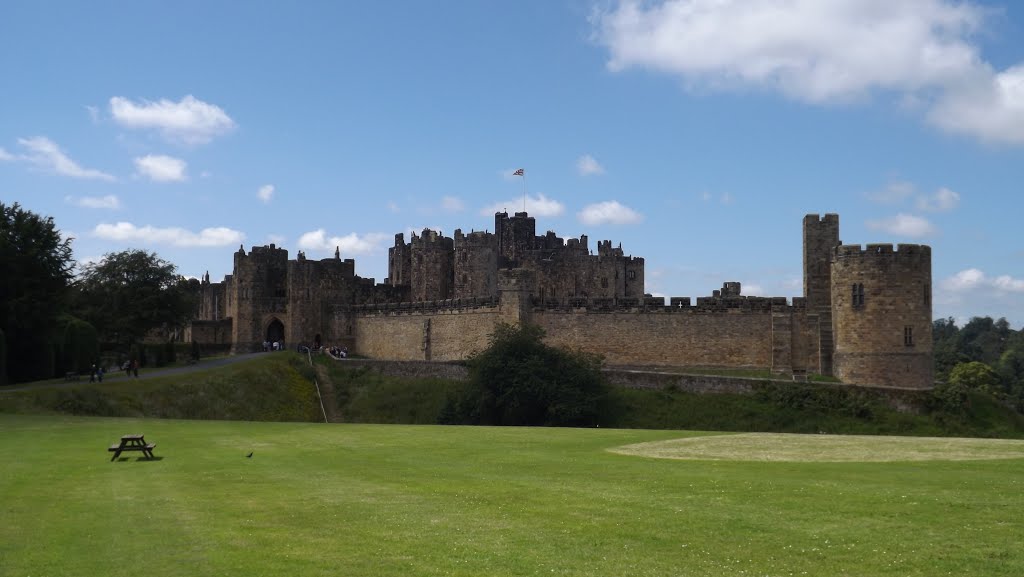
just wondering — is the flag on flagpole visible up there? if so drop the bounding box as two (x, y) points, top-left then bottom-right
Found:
(513, 168), (524, 176)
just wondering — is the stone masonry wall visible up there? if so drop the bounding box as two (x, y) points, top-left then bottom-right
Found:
(354, 305), (503, 361)
(831, 243), (933, 388)
(533, 309), (775, 369)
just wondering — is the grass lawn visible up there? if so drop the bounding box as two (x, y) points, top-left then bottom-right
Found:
(1, 415), (1023, 576)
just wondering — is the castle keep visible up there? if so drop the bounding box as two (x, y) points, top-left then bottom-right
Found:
(188, 212), (934, 389)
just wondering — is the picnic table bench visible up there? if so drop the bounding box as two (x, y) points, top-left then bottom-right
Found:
(108, 434), (157, 461)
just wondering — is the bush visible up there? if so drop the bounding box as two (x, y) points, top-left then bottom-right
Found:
(949, 361), (1000, 395)
(442, 323), (612, 427)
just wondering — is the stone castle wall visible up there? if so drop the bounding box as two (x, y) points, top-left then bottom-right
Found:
(831, 243), (933, 388)
(351, 294), (819, 378)
(354, 299), (504, 361)
(190, 212), (934, 389)
(534, 308), (774, 369)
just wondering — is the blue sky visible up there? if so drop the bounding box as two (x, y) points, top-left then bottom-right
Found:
(2, 0), (1023, 327)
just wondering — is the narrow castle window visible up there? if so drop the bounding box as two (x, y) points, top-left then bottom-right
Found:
(852, 283), (864, 307)
(904, 326), (914, 346)
(627, 270), (636, 280)
(924, 284), (930, 307)
(601, 278), (608, 288)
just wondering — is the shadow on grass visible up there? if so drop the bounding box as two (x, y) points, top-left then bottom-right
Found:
(111, 456), (164, 463)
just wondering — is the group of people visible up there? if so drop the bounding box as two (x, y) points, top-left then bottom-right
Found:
(88, 359), (139, 382)
(261, 340), (285, 352)
(120, 359), (140, 378)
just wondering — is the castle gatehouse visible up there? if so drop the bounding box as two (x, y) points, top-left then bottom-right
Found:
(187, 212), (933, 389)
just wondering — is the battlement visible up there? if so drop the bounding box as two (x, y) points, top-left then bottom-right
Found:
(833, 243), (931, 260)
(804, 213), (839, 225)
(531, 295), (791, 313)
(597, 240), (624, 257)
(351, 295), (500, 315)
(410, 228), (453, 248)
(453, 228), (495, 247)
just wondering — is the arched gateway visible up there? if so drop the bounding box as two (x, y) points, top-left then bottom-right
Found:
(266, 318), (285, 345)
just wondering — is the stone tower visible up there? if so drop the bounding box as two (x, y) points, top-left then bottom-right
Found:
(453, 229), (498, 299)
(495, 211), (536, 266)
(803, 214), (840, 375)
(830, 243), (933, 388)
(230, 244), (289, 352)
(409, 229), (455, 302)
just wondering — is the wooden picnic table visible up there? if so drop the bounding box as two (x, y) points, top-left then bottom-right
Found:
(108, 434), (157, 461)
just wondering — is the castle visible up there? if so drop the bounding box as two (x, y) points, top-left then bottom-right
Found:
(187, 212), (934, 389)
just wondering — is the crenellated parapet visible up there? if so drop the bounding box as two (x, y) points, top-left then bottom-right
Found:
(530, 295), (794, 314)
(350, 295), (501, 315)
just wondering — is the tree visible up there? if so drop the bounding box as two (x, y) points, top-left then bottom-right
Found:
(948, 361), (1000, 395)
(0, 203), (75, 383)
(72, 250), (195, 349)
(444, 323), (612, 427)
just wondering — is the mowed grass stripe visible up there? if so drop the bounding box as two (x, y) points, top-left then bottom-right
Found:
(1, 414), (1022, 576)
(611, 432), (1024, 462)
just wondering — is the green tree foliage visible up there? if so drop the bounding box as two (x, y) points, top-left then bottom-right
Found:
(0, 327), (6, 386)
(442, 323), (612, 427)
(949, 361), (1000, 394)
(0, 203), (75, 383)
(72, 249), (196, 348)
(61, 316), (99, 374)
(934, 317), (1024, 408)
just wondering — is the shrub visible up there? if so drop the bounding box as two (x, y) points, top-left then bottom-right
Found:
(444, 323), (611, 427)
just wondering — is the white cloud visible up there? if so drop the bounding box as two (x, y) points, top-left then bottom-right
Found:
(297, 230), (389, 256)
(387, 201), (400, 213)
(267, 234), (286, 245)
(867, 181), (916, 204)
(0, 147), (13, 161)
(916, 187), (960, 212)
(109, 95), (236, 145)
(577, 154), (606, 176)
(741, 283), (765, 296)
(16, 136), (115, 181)
(929, 65), (1024, 144)
(258, 184), (275, 204)
(699, 191), (733, 204)
(441, 196), (465, 212)
(942, 268), (1024, 293)
(93, 222), (244, 247)
(480, 193), (565, 217)
(578, 200), (644, 225)
(66, 195), (121, 210)
(865, 213), (936, 237)
(85, 105), (99, 124)
(134, 154), (187, 182)
(593, 1), (1024, 144)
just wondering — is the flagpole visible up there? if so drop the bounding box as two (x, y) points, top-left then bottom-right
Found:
(521, 172), (527, 212)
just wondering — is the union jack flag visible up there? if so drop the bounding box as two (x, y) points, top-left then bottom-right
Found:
(513, 168), (524, 176)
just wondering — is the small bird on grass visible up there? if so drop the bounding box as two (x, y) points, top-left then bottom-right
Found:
(246, 452), (253, 458)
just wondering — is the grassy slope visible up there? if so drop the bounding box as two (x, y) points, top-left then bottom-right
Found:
(4, 354), (1024, 438)
(0, 353), (320, 422)
(1, 414), (1022, 577)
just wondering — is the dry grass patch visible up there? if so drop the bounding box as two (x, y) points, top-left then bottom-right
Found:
(610, 432), (1024, 462)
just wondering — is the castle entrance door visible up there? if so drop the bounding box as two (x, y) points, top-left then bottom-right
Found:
(266, 319), (285, 345)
